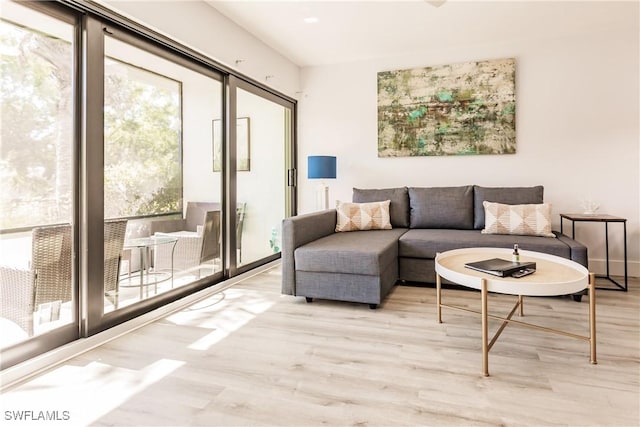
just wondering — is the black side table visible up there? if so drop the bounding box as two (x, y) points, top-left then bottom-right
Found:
(560, 213), (628, 291)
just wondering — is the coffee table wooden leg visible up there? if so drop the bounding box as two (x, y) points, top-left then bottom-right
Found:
(518, 295), (524, 317)
(589, 272), (597, 364)
(436, 273), (442, 323)
(481, 278), (489, 377)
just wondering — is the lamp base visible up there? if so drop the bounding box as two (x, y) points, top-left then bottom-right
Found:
(315, 182), (329, 211)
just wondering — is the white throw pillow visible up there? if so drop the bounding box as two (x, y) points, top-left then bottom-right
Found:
(482, 201), (555, 237)
(335, 200), (392, 232)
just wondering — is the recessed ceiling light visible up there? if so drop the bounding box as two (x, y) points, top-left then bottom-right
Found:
(303, 17), (319, 24)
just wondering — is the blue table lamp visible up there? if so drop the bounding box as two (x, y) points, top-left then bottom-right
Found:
(308, 155), (336, 210)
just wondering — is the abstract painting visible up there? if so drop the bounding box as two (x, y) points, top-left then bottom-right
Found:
(378, 58), (515, 157)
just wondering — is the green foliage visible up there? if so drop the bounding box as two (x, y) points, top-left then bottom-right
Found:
(104, 59), (182, 219)
(137, 174), (181, 215)
(0, 18), (183, 229)
(0, 22), (73, 228)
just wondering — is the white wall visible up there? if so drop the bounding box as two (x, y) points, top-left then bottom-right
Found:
(298, 25), (639, 277)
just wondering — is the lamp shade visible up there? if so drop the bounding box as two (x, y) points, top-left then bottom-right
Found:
(308, 156), (336, 179)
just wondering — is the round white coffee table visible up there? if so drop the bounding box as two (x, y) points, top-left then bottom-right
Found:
(435, 247), (596, 377)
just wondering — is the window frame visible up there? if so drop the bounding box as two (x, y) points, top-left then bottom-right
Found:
(0, 0), (82, 370)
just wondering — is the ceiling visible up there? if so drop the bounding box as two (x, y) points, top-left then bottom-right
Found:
(206, 0), (636, 67)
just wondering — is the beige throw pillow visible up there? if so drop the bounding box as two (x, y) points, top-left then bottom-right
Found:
(482, 201), (555, 237)
(336, 200), (392, 232)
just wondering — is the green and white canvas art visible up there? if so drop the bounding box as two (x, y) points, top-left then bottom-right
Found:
(377, 58), (516, 157)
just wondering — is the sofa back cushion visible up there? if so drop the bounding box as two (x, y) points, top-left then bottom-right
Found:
(408, 186), (474, 229)
(353, 187), (409, 228)
(335, 200), (392, 232)
(473, 185), (544, 229)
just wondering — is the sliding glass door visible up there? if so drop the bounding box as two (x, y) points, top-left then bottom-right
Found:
(0, 1), (79, 366)
(234, 84), (294, 270)
(0, 0), (296, 370)
(101, 31), (224, 313)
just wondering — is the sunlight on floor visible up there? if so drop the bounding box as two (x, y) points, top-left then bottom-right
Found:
(1, 271), (216, 350)
(0, 358), (184, 426)
(166, 288), (275, 351)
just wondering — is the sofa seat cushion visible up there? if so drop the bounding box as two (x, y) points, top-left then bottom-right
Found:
(295, 228), (407, 276)
(398, 229), (571, 259)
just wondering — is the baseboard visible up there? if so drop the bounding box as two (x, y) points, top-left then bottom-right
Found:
(588, 258), (639, 278)
(0, 261), (280, 391)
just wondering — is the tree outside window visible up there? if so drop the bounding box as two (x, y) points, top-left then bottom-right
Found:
(0, 18), (183, 230)
(0, 18), (73, 229)
(104, 58), (182, 219)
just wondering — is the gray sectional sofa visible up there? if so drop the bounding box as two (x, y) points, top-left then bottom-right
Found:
(282, 185), (588, 309)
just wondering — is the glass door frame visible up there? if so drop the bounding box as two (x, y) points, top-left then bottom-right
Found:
(0, 0), (82, 370)
(226, 76), (297, 278)
(83, 15), (228, 336)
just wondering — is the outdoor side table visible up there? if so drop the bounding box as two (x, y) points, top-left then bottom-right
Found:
(121, 235), (178, 299)
(560, 213), (627, 291)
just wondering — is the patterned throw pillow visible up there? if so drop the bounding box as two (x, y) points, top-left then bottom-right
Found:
(335, 200), (392, 232)
(482, 201), (555, 237)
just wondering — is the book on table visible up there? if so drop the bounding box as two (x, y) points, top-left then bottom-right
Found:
(464, 258), (537, 277)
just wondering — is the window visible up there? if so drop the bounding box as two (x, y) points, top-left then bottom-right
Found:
(0, 1), (76, 359)
(102, 33), (224, 311)
(104, 46), (182, 219)
(0, 11), (73, 229)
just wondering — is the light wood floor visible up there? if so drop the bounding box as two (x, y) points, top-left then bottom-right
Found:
(1, 265), (638, 426)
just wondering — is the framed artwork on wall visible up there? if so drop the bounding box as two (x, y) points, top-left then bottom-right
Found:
(212, 117), (251, 172)
(377, 58), (516, 157)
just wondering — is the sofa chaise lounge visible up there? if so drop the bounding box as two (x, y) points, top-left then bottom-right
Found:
(282, 185), (588, 308)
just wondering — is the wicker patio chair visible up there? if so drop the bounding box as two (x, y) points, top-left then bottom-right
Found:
(1, 220), (128, 335)
(151, 202), (221, 235)
(153, 210), (220, 275)
(151, 202), (220, 273)
(199, 210), (221, 264)
(0, 224), (72, 336)
(151, 202), (245, 274)
(104, 219), (127, 307)
(0, 265), (35, 336)
(32, 224), (73, 311)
